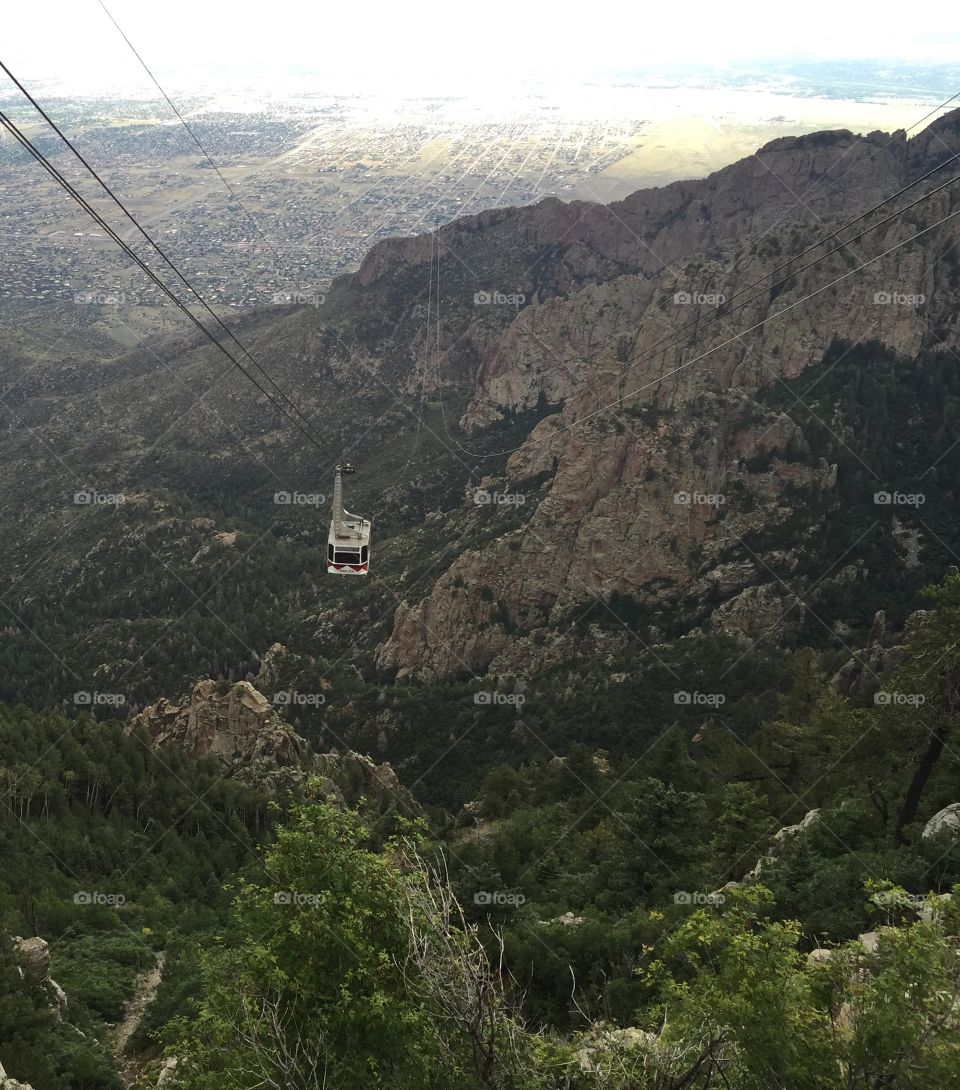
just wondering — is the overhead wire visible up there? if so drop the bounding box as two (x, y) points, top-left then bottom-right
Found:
(0, 58), (333, 457)
(94, 0), (289, 277)
(6, 43), (960, 478)
(0, 102), (334, 459)
(90, 4), (447, 477)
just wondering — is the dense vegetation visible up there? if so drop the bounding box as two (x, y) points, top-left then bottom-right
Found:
(748, 340), (960, 637)
(4, 327), (960, 1086)
(2, 569), (960, 1087)
(0, 708), (274, 1089)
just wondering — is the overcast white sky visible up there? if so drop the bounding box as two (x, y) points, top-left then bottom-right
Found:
(3, 0), (959, 97)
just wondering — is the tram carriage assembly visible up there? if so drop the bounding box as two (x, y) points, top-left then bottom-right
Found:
(327, 463), (371, 575)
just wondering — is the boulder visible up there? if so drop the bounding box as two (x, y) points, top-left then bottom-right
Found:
(723, 809), (820, 890)
(312, 751), (421, 816)
(858, 931), (880, 954)
(922, 803), (960, 841)
(156, 1057), (179, 1087)
(575, 1022), (658, 1072)
(129, 682), (420, 814)
(254, 642), (291, 692)
(14, 937), (49, 981)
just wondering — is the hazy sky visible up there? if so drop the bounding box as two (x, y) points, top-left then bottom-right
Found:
(3, 0), (960, 97)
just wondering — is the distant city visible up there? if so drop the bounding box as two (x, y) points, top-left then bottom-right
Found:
(1, 63), (957, 314)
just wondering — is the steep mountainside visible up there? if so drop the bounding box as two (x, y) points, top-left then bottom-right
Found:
(1, 112), (960, 704)
(5, 108), (960, 1090)
(369, 112), (960, 677)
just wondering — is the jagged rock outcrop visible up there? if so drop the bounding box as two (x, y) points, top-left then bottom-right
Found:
(128, 680), (302, 776)
(378, 389), (839, 676)
(833, 609), (903, 697)
(254, 642), (292, 694)
(833, 608), (932, 698)
(130, 680), (421, 816)
(313, 751), (421, 816)
(13, 936), (67, 1022)
(710, 584), (790, 641)
(352, 120), (958, 326)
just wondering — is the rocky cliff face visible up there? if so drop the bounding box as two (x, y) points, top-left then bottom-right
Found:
(348, 126), (940, 309)
(337, 118), (960, 390)
(372, 111), (960, 679)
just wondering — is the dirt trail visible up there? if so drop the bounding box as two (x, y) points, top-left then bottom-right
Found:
(114, 951), (166, 1086)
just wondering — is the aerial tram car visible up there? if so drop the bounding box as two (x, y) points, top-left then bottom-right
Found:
(327, 463), (371, 575)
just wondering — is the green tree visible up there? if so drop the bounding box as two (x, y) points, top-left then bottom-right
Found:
(169, 796), (527, 1090)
